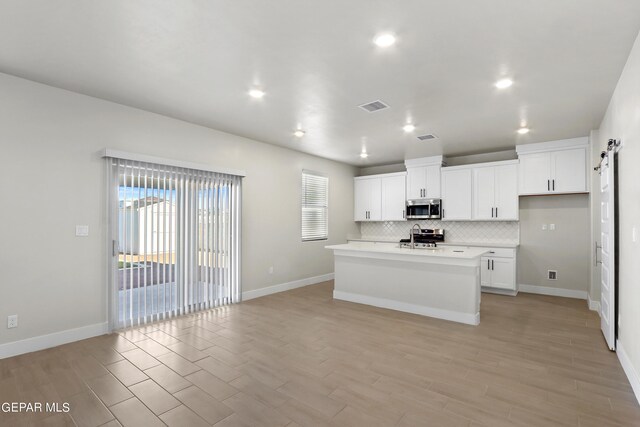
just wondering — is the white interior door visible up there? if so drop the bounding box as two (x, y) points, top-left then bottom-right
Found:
(600, 155), (616, 351)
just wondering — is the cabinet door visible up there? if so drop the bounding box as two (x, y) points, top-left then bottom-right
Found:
(494, 164), (519, 220)
(473, 167), (495, 220)
(406, 167), (426, 199)
(424, 165), (441, 198)
(441, 168), (472, 220)
(551, 148), (586, 193)
(490, 258), (516, 290)
(519, 153), (551, 195)
(381, 175), (406, 221)
(368, 178), (382, 221)
(354, 178), (369, 221)
(480, 257), (492, 287)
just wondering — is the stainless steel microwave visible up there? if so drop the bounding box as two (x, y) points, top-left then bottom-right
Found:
(406, 198), (441, 219)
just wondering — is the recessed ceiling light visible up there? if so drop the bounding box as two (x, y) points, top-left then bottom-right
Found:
(373, 33), (396, 48)
(495, 78), (513, 89)
(403, 124), (416, 133)
(293, 129), (306, 138)
(517, 127), (530, 135)
(249, 89), (265, 98)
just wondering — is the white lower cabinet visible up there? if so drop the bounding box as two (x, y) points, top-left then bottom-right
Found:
(480, 248), (517, 293)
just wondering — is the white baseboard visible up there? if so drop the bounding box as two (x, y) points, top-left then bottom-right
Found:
(518, 284), (588, 300)
(588, 294), (601, 317)
(242, 273), (334, 301)
(616, 339), (640, 405)
(333, 290), (480, 326)
(0, 322), (109, 359)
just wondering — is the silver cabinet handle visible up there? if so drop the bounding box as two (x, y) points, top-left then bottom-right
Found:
(487, 259), (490, 270)
(402, 210), (405, 219)
(492, 260), (494, 270)
(547, 180), (550, 191)
(552, 179), (555, 191)
(495, 207), (498, 218)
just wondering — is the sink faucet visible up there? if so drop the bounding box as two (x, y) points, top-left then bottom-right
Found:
(410, 223), (421, 249)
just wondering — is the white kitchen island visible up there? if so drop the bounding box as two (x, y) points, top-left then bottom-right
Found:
(325, 242), (488, 325)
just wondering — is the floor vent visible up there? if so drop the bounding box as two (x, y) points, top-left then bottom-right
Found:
(417, 134), (438, 141)
(358, 100), (390, 113)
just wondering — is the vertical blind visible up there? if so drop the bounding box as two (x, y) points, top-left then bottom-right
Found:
(107, 157), (242, 329)
(301, 170), (328, 241)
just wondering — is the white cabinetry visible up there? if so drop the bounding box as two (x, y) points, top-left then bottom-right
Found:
(473, 162), (518, 221)
(354, 172), (406, 221)
(441, 167), (472, 220)
(479, 247), (517, 294)
(381, 174), (407, 221)
(516, 137), (588, 195)
(404, 156), (444, 200)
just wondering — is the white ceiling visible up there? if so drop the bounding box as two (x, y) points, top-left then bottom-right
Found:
(1, 1), (639, 166)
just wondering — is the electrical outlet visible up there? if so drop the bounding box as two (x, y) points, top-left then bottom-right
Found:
(75, 225), (89, 237)
(548, 270), (558, 280)
(542, 224), (547, 231)
(268, 266), (274, 274)
(550, 224), (556, 231)
(7, 315), (18, 329)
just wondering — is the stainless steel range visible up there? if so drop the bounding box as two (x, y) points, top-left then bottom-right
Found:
(399, 228), (445, 249)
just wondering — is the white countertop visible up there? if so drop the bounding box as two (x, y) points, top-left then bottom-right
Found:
(326, 242), (489, 260)
(347, 238), (518, 249)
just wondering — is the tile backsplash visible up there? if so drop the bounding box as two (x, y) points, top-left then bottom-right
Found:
(358, 220), (519, 244)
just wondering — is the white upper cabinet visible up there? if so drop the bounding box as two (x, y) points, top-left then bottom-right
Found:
(406, 165), (441, 199)
(551, 148), (587, 193)
(354, 172), (406, 222)
(404, 156), (444, 199)
(473, 162), (519, 221)
(381, 174), (407, 221)
(354, 177), (381, 221)
(516, 137), (589, 195)
(441, 167), (472, 220)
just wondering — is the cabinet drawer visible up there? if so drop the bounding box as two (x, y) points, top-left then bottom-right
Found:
(478, 247), (515, 258)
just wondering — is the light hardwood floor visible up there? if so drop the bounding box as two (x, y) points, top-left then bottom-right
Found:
(1, 281), (639, 426)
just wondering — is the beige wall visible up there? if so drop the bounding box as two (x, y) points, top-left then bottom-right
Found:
(0, 73), (359, 346)
(593, 29), (640, 387)
(518, 195), (590, 293)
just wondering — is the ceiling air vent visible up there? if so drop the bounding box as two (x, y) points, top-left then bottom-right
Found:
(358, 100), (390, 113)
(417, 134), (438, 141)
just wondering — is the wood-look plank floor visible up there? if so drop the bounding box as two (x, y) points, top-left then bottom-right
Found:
(1, 281), (639, 426)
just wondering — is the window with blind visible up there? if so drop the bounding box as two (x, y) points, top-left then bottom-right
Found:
(106, 155), (242, 329)
(301, 170), (328, 241)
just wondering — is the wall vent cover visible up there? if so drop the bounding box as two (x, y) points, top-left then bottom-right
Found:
(358, 100), (390, 113)
(417, 134), (438, 141)
(547, 270), (558, 280)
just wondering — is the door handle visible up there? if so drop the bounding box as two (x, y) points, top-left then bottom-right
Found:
(595, 241), (602, 265)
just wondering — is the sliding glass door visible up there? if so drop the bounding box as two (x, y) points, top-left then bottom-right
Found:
(106, 157), (241, 329)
